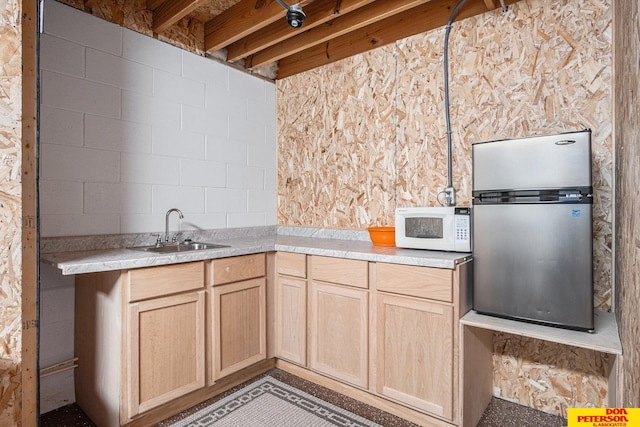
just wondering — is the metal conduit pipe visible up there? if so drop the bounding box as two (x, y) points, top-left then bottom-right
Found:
(441, 0), (468, 206)
(441, 0), (508, 206)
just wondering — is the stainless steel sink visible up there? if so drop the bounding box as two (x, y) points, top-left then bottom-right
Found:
(128, 242), (230, 253)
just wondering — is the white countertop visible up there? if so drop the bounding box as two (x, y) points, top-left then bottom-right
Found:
(41, 228), (472, 275)
(461, 310), (622, 355)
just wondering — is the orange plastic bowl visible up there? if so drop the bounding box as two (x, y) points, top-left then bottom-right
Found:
(367, 226), (396, 247)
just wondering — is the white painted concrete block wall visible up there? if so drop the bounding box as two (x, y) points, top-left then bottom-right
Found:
(39, 263), (76, 414)
(38, 0), (276, 413)
(40, 0), (277, 238)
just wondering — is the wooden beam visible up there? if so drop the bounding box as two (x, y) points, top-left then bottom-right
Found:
(153, 0), (207, 34)
(147, 0), (167, 10)
(22, 0), (39, 425)
(248, 0), (434, 69)
(483, 0), (498, 9)
(205, 0), (314, 53)
(276, 0), (518, 79)
(226, 0), (376, 63)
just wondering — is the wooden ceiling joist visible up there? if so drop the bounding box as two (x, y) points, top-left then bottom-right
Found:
(153, 0), (209, 33)
(204, 0), (286, 53)
(204, 0), (314, 53)
(483, 0), (498, 9)
(94, 0), (524, 79)
(226, 0), (376, 63)
(147, 0), (168, 11)
(276, 0), (513, 79)
(246, 0), (435, 69)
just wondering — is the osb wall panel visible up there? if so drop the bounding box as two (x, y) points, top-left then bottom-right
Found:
(191, 0), (242, 22)
(277, 46), (398, 226)
(277, 0), (613, 416)
(493, 333), (610, 411)
(614, 1), (640, 407)
(0, 0), (22, 424)
(397, 3), (613, 312)
(278, 0), (613, 309)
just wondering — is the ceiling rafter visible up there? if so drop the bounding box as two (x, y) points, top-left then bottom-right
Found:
(276, 0), (517, 79)
(204, 0), (314, 53)
(246, 0), (435, 70)
(147, 0), (168, 10)
(117, 0), (522, 79)
(152, 0), (209, 33)
(483, 0), (499, 9)
(226, 0), (376, 63)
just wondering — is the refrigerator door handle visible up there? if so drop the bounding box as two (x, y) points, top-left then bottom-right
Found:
(473, 188), (593, 205)
(554, 139), (577, 145)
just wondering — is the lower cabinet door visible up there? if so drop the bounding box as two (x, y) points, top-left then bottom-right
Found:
(275, 275), (307, 366)
(212, 277), (267, 380)
(375, 293), (454, 420)
(309, 282), (368, 388)
(125, 290), (206, 419)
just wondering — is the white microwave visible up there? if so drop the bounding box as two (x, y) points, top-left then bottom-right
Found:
(395, 206), (472, 252)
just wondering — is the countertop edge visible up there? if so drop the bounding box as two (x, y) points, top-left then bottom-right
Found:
(460, 310), (622, 355)
(41, 233), (472, 275)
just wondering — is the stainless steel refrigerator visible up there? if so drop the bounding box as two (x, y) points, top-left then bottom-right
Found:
(472, 129), (594, 331)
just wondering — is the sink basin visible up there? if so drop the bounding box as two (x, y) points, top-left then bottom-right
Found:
(129, 242), (230, 253)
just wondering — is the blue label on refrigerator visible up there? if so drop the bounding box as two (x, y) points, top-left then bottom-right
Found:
(572, 209), (581, 217)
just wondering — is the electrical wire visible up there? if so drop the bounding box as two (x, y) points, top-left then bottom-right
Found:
(443, 0), (468, 204)
(275, 0), (291, 9)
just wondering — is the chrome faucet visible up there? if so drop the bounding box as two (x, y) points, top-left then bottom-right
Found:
(165, 208), (184, 243)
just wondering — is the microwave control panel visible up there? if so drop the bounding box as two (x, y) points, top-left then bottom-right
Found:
(455, 217), (469, 242)
(454, 208), (472, 251)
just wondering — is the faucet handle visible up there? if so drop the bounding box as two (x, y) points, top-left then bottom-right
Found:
(151, 233), (163, 247)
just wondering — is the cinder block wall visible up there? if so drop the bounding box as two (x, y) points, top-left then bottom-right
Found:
(40, 0), (277, 238)
(38, 0), (277, 413)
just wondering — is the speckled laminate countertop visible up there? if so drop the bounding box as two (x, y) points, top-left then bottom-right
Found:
(40, 226), (472, 275)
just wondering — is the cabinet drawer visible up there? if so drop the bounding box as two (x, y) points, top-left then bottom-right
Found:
(311, 256), (368, 289)
(375, 263), (452, 302)
(277, 252), (306, 278)
(210, 254), (266, 286)
(127, 261), (205, 302)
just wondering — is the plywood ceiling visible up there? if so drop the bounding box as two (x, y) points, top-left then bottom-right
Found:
(147, 0), (519, 79)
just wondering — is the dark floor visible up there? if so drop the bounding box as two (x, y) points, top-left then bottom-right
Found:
(40, 368), (567, 426)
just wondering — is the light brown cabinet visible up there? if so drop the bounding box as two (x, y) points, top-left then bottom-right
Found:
(374, 292), (453, 418)
(372, 262), (459, 422)
(208, 254), (267, 382)
(75, 261), (207, 425)
(275, 252), (307, 366)
(308, 256), (369, 389)
(73, 250), (470, 427)
(278, 255), (470, 425)
(123, 262), (207, 420)
(125, 291), (206, 418)
(375, 262), (453, 302)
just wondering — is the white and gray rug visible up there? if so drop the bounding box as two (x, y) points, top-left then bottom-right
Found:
(169, 376), (383, 427)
